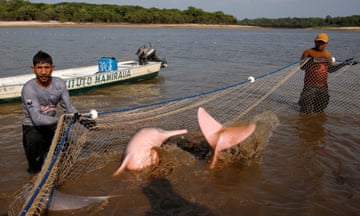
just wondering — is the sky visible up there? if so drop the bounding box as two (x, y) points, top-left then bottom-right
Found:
(29, 0), (360, 20)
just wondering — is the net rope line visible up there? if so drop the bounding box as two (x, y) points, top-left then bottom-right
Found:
(15, 118), (71, 215)
(238, 61), (301, 118)
(20, 117), (75, 215)
(11, 63), (297, 215)
(96, 61), (301, 127)
(9, 60), (360, 215)
(8, 58), (360, 215)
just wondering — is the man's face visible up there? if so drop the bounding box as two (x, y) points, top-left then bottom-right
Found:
(315, 40), (327, 51)
(32, 63), (54, 85)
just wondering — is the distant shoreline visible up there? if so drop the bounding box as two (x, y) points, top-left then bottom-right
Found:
(0, 21), (264, 29)
(0, 21), (359, 31)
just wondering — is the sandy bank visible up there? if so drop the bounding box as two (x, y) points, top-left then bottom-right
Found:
(0, 21), (359, 31)
(0, 21), (263, 29)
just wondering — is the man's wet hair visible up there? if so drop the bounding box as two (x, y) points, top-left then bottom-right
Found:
(33, 50), (53, 66)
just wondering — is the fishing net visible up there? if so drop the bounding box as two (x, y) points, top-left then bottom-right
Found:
(8, 58), (360, 215)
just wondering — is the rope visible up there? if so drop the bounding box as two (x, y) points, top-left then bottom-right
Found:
(239, 62), (300, 118)
(20, 117), (75, 215)
(99, 61), (301, 117)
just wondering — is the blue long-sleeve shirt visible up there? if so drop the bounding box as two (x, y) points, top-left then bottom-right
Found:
(22, 77), (78, 126)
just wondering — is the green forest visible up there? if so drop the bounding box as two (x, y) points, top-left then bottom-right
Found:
(0, 0), (359, 28)
(238, 16), (360, 28)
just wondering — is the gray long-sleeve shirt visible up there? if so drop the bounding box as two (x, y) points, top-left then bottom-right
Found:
(22, 77), (78, 126)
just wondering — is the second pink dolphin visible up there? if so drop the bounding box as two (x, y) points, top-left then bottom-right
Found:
(197, 107), (256, 168)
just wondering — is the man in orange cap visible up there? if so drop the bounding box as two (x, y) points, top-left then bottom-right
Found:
(298, 33), (356, 114)
(298, 33), (332, 113)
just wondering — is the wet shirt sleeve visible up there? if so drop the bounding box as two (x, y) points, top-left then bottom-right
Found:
(57, 78), (78, 114)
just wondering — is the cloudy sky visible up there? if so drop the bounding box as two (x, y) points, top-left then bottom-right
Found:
(30, 0), (360, 19)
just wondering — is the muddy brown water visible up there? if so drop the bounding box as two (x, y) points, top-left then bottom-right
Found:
(0, 27), (359, 215)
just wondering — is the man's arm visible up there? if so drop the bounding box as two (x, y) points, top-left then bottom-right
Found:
(328, 58), (357, 73)
(58, 79), (78, 114)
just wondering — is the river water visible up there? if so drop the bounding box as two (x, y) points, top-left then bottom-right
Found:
(0, 27), (359, 215)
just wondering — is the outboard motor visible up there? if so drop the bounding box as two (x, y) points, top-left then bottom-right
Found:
(136, 43), (168, 68)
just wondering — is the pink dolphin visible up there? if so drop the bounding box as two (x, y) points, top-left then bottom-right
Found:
(197, 107), (256, 168)
(113, 128), (188, 176)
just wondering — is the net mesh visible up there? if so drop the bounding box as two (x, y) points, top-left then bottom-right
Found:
(8, 58), (360, 215)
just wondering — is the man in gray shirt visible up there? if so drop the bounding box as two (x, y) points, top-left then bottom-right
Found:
(21, 50), (78, 174)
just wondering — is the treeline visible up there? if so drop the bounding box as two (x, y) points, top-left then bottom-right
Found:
(0, 0), (237, 24)
(0, 0), (359, 27)
(238, 15), (360, 28)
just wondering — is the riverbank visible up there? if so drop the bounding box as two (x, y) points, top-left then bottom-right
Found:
(0, 21), (263, 29)
(0, 21), (359, 31)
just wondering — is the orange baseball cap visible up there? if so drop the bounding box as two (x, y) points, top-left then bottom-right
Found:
(315, 33), (328, 43)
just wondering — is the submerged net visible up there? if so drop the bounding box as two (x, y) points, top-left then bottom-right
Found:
(8, 58), (360, 215)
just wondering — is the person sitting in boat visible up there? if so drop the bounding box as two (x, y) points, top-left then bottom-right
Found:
(21, 50), (78, 174)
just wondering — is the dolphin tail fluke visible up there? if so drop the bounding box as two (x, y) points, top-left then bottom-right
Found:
(197, 107), (223, 149)
(209, 124), (256, 168)
(210, 151), (220, 169)
(113, 154), (131, 176)
(214, 124), (256, 153)
(198, 107), (256, 169)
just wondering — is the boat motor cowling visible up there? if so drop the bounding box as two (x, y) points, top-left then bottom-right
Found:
(136, 43), (167, 68)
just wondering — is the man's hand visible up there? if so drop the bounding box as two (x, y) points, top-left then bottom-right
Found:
(344, 58), (358, 65)
(73, 112), (81, 122)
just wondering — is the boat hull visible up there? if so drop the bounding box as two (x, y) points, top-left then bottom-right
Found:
(0, 61), (162, 104)
(68, 71), (159, 95)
